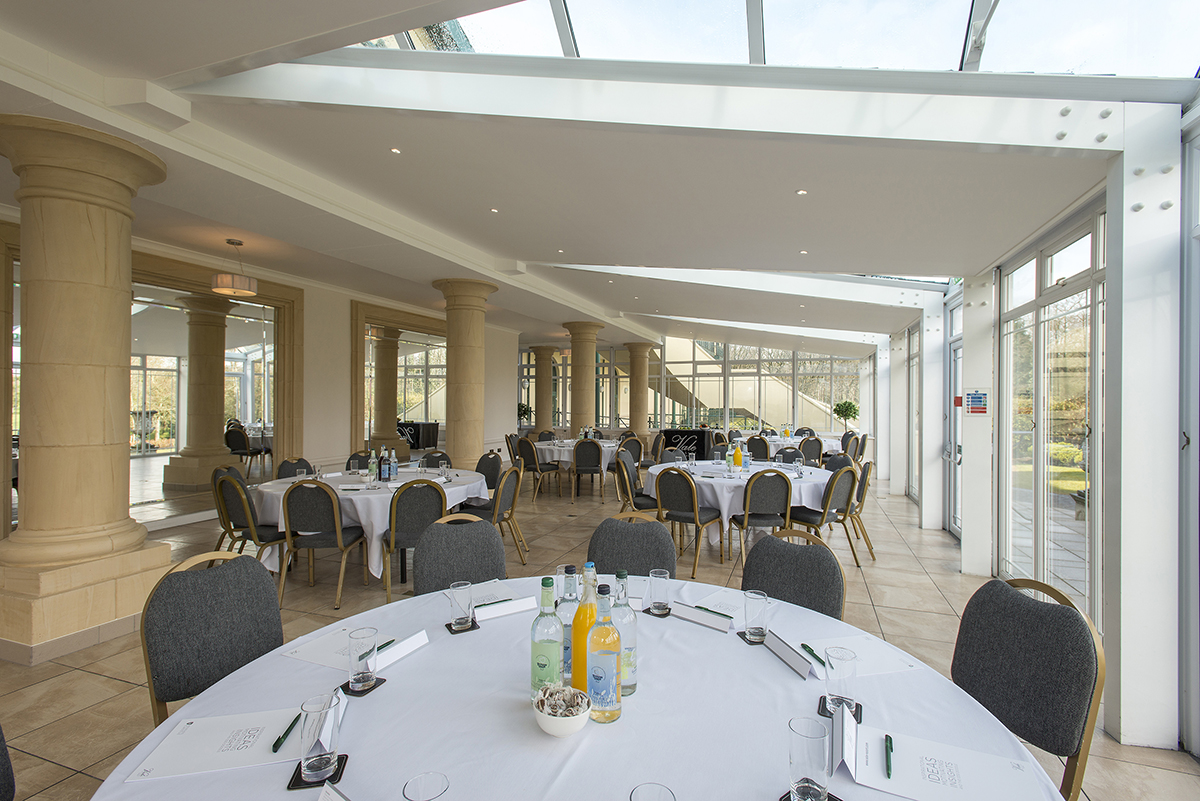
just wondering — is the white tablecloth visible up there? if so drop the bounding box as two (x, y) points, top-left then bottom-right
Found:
(92, 577), (1059, 801)
(732, 435), (843, 456)
(253, 470), (489, 578)
(644, 461), (832, 544)
(534, 440), (619, 472)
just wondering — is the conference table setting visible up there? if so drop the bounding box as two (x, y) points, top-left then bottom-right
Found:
(732, 434), (844, 456)
(643, 460), (833, 544)
(252, 469), (490, 578)
(91, 574), (1061, 801)
(535, 438), (621, 472)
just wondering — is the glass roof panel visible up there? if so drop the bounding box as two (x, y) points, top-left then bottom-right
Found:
(978, 0), (1200, 78)
(567, 0), (749, 64)
(763, 0), (968, 70)
(403, 0), (563, 57)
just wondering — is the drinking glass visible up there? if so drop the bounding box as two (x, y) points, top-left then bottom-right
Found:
(402, 771), (449, 801)
(314, 465), (323, 481)
(296, 469), (307, 479)
(299, 693), (341, 783)
(449, 581), (474, 631)
(348, 627), (377, 692)
(648, 569), (670, 615)
(788, 717), (830, 801)
(630, 783), (676, 801)
(743, 590), (768, 643)
(555, 564), (572, 603)
(687, 453), (696, 467)
(824, 646), (858, 713)
(439, 463), (449, 479)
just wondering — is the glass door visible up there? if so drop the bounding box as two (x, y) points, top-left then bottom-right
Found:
(948, 341), (963, 537)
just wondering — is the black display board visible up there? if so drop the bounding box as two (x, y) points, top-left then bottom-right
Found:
(397, 421), (440, 449)
(661, 429), (714, 460)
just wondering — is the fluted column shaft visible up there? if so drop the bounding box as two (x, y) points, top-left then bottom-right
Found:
(370, 327), (402, 451)
(433, 279), (498, 469)
(625, 342), (653, 446)
(531, 346), (558, 433)
(563, 322), (604, 436)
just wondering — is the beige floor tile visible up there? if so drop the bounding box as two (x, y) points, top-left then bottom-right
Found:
(865, 583), (958, 615)
(50, 633), (143, 670)
(842, 602), (881, 636)
(1022, 741), (1067, 787)
(874, 607), (962, 644)
(81, 648), (148, 686)
(1089, 731), (1200, 776)
(10, 688), (155, 771)
(857, 568), (938, 591)
(0, 671), (133, 739)
(1081, 753), (1200, 800)
(82, 744), (137, 781)
(885, 635), (956, 679)
(26, 773), (102, 801)
(0, 662), (71, 699)
(8, 749), (74, 801)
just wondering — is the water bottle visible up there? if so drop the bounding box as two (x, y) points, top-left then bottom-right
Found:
(367, 448), (378, 485)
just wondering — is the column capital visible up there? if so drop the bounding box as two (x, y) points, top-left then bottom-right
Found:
(432, 278), (498, 312)
(563, 321), (604, 342)
(0, 115), (166, 217)
(624, 342), (655, 357)
(176, 293), (236, 318)
(531, 345), (559, 359)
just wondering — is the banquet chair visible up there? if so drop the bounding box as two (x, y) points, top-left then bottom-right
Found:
(855, 433), (869, 463)
(645, 432), (665, 469)
(382, 479), (447, 602)
(224, 426), (265, 478)
(505, 433), (520, 463)
(460, 465), (529, 562)
(586, 513), (676, 578)
(141, 553), (283, 726)
(840, 430), (858, 452)
(413, 516), (506, 596)
(225, 418), (243, 431)
(210, 464), (243, 553)
(788, 466), (863, 566)
(746, 435), (769, 461)
(517, 437), (562, 497)
(214, 472), (286, 558)
(730, 468), (792, 568)
(276, 457), (313, 480)
(799, 436), (824, 466)
(796, 427), (815, 437)
(656, 467), (723, 579)
(727, 429), (742, 441)
(844, 436), (860, 462)
(618, 436), (644, 478)
(420, 450), (453, 469)
(711, 443), (728, 461)
(741, 532), (845, 620)
(345, 450), (371, 471)
(845, 460), (877, 560)
(280, 480), (367, 609)
(760, 428), (778, 437)
(474, 451), (503, 492)
(615, 450), (659, 514)
(952, 579), (1104, 801)
(620, 430), (638, 442)
(0, 722), (13, 801)
(712, 431), (728, 446)
(569, 439), (605, 502)
(824, 453), (854, 474)
(659, 446), (682, 465)
(777, 446), (802, 464)
(537, 430), (556, 441)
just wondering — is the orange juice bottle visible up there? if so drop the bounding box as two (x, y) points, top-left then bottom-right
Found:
(733, 442), (744, 472)
(571, 562), (598, 691)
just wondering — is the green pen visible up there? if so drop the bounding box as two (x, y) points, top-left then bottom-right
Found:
(694, 605), (733, 620)
(358, 637), (395, 661)
(271, 712), (301, 753)
(885, 734), (894, 778)
(801, 643), (827, 668)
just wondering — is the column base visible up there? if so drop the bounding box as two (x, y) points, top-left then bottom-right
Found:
(0, 540), (172, 664)
(163, 452), (242, 491)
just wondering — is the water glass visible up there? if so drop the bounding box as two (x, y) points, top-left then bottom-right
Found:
(648, 569), (670, 615)
(296, 469), (307, 479)
(299, 693), (341, 783)
(402, 771), (449, 801)
(555, 564), (572, 603)
(439, 463), (449, 479)
(687, 453), (696, 467)
(449, 581), (475, 631)
(825, 646), (858, 713)
(314, 465), (323, 481)
(743, 590), (768, 643)
(630, 783), (676, 801)
(348, 627), (377, 692)
(788, 717), (830, 801)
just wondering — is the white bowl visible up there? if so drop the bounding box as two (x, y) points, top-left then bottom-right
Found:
(534, 702), (590, 738)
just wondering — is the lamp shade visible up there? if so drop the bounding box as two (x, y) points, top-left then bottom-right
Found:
(211, 272), (258, 297)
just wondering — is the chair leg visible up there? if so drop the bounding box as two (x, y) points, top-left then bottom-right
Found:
(505, 519), (528, 565)
(362, 540), (369, 585)
(852, 515), (876, 560)
(334, 549), (352, 610)
(739, 524), (749, 570)
(510, 515), (530, 554)
(399, 547), (408, 584)
(383, 549), (392, 605)
(277, 549), (290, 606)
(308, 549), (315, 586)
(570, 469), (576, 504)
(841, 521), (861, 567)
(691, 524), (703, 579)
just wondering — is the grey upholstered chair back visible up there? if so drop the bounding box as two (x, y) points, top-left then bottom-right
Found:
(620, 437), (643, 465)
(217, 474), (260, 530)
(856, 433), (869, 462)
(853, 461), (874, 509)
(840, 430), (858, 451)
(517, 437), (548, 475)
(799, 437), (823, 464)
(225, 427), (251, 454)
(474, 452), (503, 490)
(777, 446), (801, 463)
(212, 464), (242, 528)
(614, 456), (637, 503)
(844, 436), (859, 461)
(0, 722), (13, 801)
(797, 427), (815, 437)
(760, 428), (777, 437)
(277, 458), (313, 479)
(616, 449), (642, 491)
(538, 430), (556, 441)
(746, 435), (769, 460)
(711, 443), (728, 461)
(346, 451), (371, 470)
(494, 465), (521, 516)
(505, 433), (519, 461)
(712, 431), (728, 445)
(389, 480), (447, 548)
(824, 453), (854, 474)
(620, 430), (637, 441)
(412, 520), (506, 595)
(742, 535), (844, 619)
(650, 432), (664, 459)
(655, 468), (696, 515)
(284, 481), (339, 534)
(826, 466), (857, 514)
(420, 450), (453, 468)
(574, 439), (602, 470)
(586, 517), (676, 578)
(727, 429), (742, 441)
(952, 580), (1100, 759)
(143, 556), (283, 703)
(744, 470), (791, 515)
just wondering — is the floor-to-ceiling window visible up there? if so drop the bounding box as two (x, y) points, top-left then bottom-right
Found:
(999, 207), (1106, 624)
(906, 325), (921, 501)
(947, 301), (964, 537)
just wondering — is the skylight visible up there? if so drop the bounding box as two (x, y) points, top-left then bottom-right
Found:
(568, 0), (749, 64)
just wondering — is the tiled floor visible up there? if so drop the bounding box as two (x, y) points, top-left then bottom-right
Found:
(0, 475), (1196, 799)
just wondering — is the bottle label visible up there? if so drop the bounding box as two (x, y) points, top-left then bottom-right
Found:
(531, 642), (561, 689)
(587, 657), (620, 710)
(562, 627), (572, 680)
(621, 647), (636, 684)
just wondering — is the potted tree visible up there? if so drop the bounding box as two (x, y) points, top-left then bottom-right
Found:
(517, 402), (533, 425)
(833, 401), (860, 432)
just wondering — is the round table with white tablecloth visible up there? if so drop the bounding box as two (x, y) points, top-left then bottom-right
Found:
(253, 469), (489, 578)
(644, 461), (832, 544)
(534, 439), (620, 472)
(732, 435), (843, 456)
(91, 576), (1060, 801)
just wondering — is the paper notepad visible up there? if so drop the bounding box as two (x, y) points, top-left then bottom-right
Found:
(126, 708), (303, 781)
(804, 633), (920, 678)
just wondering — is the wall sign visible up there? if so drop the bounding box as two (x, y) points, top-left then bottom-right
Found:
(963, 390), (989, 416)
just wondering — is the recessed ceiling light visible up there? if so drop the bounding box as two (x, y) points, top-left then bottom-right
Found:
(558, 249), (564, 253)
(633, 296), (638, 300)
(799, 304), (806, 308)
(390, 147), (401, 154)
(799, 250), (808, 255)
(796, 189), (808, 195)
(608, 280), (614, 283)
(490, 208), (499, 213)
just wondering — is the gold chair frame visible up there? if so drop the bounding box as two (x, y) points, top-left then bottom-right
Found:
(279, 479), (369, 609)
(654, 466), (723, 579)
(732, 468), (793, 570)
(383, 479), (447, 603)
(762, 528), (847, 620)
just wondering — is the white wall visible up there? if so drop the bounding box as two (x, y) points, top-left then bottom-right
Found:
(919, 296), (945, 530)
(888, 332), (907, 495)
(959, 273), (995, 576)
(484, 326), (518, 461)
(302, 286), (351, 470)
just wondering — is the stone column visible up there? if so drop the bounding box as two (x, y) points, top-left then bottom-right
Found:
(433, 279), (497, 470)
(531, 346), (558, 433)
(625, 342), (653, 446)
(563, 322), (603, 436)
(162, 294), (235, 490)
(369, 327), (403, 453)
(0, 115), (171, 662)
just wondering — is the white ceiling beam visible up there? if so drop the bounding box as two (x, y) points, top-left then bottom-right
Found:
(548, 0), (579, 58)
(959, 0), (1001, 72)
(640, 313), (890, 348)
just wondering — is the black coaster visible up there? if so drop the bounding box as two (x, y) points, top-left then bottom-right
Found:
(736, 630), (765, 645)
(641, 606), (671, 619)
(339, 676), (386, 697)
(817, 695), (863, 723)
(287, 754), (348, 790)
(444, 619), (480, 635)
(780, 792), (843, 801)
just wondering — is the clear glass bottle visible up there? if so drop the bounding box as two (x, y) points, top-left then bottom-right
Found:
(367, 448), (378, 483)
(530, 577), (564, 701)
(733, 442), (744, 472)
(571, 562), (598, 691)
(587, 584), (621, 723)
(557, 566), (579, 684)
(612, 570), (637, 696)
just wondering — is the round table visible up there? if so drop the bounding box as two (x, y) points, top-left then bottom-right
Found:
(534, 439), (620, 473)
(253, 470), (490, 578)
(732, 435), (843, 456)
(644, 461), (832, 544)
(92, 577), (1059, 801)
